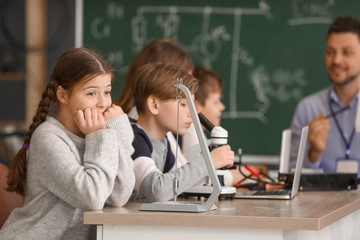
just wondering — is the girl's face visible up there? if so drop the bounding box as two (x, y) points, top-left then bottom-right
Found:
(156, 97), (193, 135)
(196, 92), (225, 126)
(57, 73), (112, 134)
(66, 74), (112, 115)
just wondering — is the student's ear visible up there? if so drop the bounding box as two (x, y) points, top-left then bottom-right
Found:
(195, 100), (203, 112)
(146, 95), (160, 115)
(56, 86), (69, 104)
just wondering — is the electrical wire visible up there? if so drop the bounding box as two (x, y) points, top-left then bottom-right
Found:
(235, 157), (287, 188)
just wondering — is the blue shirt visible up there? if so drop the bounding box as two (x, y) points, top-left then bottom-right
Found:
(290, 87), (360, 177)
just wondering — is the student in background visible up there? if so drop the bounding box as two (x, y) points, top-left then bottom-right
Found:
(130, 63), (234, 202)
(0, 47), (135, 239)
(116, 38), (193, 165)
(115, 38), (234, 168)
(182, 66), (226, 156)
(117, 38), (194, 117)
(290, 16), (360, 177)
(182, 66), (265, 186)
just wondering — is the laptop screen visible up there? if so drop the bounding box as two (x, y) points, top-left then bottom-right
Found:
(290, 125), (308, 198)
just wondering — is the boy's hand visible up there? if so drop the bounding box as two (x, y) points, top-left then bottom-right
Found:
(103, 104), (124, 121)
(75, 108), (106, 135)
(210, 145), (235, 169)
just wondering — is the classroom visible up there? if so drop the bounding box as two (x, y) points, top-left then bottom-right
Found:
(1, 0), (360, 239)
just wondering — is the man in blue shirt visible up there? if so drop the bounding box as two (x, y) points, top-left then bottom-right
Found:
(290, 16), (360, 177)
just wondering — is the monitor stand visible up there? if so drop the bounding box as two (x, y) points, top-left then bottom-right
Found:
(139, 81), (221, 212)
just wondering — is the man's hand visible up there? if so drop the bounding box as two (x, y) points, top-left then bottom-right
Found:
(308, 114), (330, 162)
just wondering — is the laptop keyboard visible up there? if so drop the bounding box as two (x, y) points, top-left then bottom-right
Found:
(253, 189), (291, 196)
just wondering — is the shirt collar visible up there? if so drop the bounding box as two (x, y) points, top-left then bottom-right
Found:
(329, 87), (359, 108)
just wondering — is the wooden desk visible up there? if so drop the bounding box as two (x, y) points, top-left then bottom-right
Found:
(84, 188), (360, 240)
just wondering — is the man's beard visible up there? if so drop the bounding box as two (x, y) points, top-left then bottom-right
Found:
(330, 70), (360, 87)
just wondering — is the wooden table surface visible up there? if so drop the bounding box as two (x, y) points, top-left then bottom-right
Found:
(84, 187), (360, 230)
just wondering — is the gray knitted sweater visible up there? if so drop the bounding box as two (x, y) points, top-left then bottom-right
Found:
(0, 115), (135, 240)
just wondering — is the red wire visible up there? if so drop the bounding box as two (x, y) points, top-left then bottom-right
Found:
(245, 165), (259, 177)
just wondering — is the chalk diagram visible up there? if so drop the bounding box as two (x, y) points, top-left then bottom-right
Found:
(129, 1), (309, 122)
(287, 0), (335, 26)
(88, 0), (339, 123)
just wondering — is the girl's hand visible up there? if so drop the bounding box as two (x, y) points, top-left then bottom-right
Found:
(75, 108), (106, 135)
(103, 104), (124, 121)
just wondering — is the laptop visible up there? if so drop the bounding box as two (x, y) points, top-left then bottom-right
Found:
(235, 125), (308, 200)
(279, 128), (291, 173)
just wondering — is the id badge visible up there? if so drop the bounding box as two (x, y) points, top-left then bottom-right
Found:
(336, 158), (360, 174)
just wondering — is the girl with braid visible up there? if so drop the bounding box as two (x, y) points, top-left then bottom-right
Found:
(0, 47), (135, 239)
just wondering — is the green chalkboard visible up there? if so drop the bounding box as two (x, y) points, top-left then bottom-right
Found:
(83, 0), (360, 155)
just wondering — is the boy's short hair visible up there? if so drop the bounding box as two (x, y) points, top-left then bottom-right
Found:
(133, 63), (198, 115)
(116, 38), (194, 113)
(193, 66), (224, 106)
(328, 16), (360, 39)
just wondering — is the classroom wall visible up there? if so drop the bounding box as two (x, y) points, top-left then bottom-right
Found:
(2, 0), (360, 157)
(0, 0), (75, 166)
(83, 0), (360, 155)
(0, 0), (75, 122)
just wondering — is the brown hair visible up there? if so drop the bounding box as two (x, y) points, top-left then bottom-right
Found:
(133, 63), (198, 115)
(328, 16), (360, 39)
(116, 38), (194, 113)
(193, 65), (224, 106)
(7, 47), (114, 195)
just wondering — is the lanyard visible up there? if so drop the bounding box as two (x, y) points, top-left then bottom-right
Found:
(328, 98), (355, 159)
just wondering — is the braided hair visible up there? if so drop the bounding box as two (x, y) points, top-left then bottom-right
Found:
(6, 47), (114, 195)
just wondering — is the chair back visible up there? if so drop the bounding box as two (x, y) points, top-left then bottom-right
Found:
(0, 163), (24, 229)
